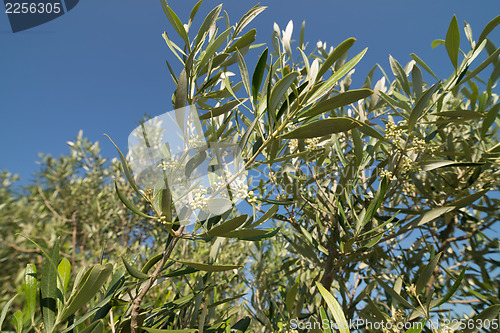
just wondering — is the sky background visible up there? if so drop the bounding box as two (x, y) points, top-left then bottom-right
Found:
(1, 0), (499, 185)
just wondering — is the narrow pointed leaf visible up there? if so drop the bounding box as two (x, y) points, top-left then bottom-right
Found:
(307, 48), (368, 103)
(202, 215), (248, 237)
(121, 257), (150, 280)
(196, 4), (222, 45)
(390, 55), (412, 97)
(445, 15), (460, 69)
(316, 282), (350, 333)
(114, 181), (152, 219)
(281, 117), (362, 139)
(410, 53), (439, 80)
(199, 99), (246, 120)
(25, 264), (37, 323)
(236, 49), (252, 97)
(269, 72), (299, 113)
(161, 1), (189, 47)
(477, 14), (500, 48)
(234, 4), (267, 37)
(373, 276), (415, 309)
(408, 83), (439, 132)
(317, 38), (356, 79)
(252, 48), (268, 105)
(227, 29), (256, 53)
(173, 260), (241, 272)
(59, 264), (113, 321)
(301, 89), (373, 119)
(105, 134), (141, 195)
(434, 266), (467, 307)
(416, 252), (442, 294)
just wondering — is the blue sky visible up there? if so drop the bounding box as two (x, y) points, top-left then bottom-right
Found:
(1, 0), (499, 184)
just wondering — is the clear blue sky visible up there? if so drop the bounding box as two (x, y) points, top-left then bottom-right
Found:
(1, 0), (499, 184)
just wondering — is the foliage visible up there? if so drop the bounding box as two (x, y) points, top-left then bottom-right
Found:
(1, 1), (500, 332)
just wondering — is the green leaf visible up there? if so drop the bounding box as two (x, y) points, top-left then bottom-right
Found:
(408, 83), (439, 132)
(364, 232), (384, 248)
(359, 176), (387, 232)
(105, 134), (141, 195)
(161, 1), (189, 47)
(434, 266), (467, 308)
(420, 160), (485, 171)
(462, 305), (500, 333)
(121, 257), (150, 280)
(0, 295), (17, 330)
(201, 215), (248, 237)
(481, 103), (500, 138)
(236, 49), (252, 98)
(451, 189), (488, 208)
(252, 48), (268, 105)
(431, 39), (445, 48)
(445, 15), (460, 69)
(195, 4), (222, 46)
(415, 206), (456, 227)
(24, 264), (37, 323)
(435, 110), (483, 118)
(416, 252), (442, 294)
(248, 204), (279, 228)
(175, 70), (188, 117)
(316, 282), (350, 333)
(233, 4), (267, 37)
(173, 260), (242, 272)
(227, 29), (257, 53)
(221, 227), (280, 241)
(114, 180), (152, 219)
(389, 55), (412, 97)
(41, 238), (59, 332)
(373, 276), (415, 309)
(307, 47), (368, 103)
(300, 89), (373, 119)
(11, 310), (23, 333)
(59, 264), (113, 322)
(459, 47), (500, 85)
(269, 72), (299, 113)
(198, 28), (233, 73)
(77, 320), (103, 333)
(477, 14), (500, 48)
(286, 281), (299, 316)
(410, 53), (439, 80)
(188, 0), (203, 28)
(199, 99), (246, 120)
(141, 253), (163, 274)
(58, 258), (71, 295)
(317, 38), (356, 79)
(412, 64), (423, 100)
(281, 117), (362, 139)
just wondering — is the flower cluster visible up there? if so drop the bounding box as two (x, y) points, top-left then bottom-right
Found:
(401, 155), (420, 173)
(288, 138), (299, 152)
(305, 137), (320, 151)
(157, 159), (178, 172)
(191, 185), (209, 210)
(381, 309), (406, 333)
(380, 169), (396, 181)
(385, 120), (405, 147)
